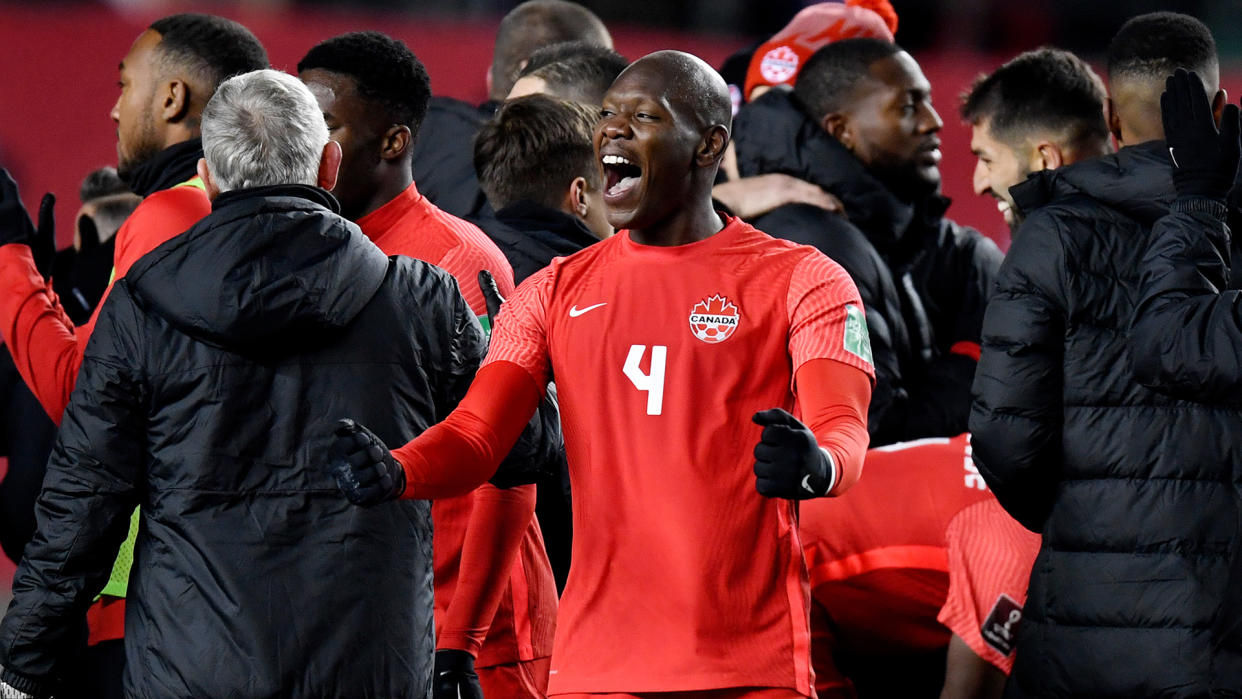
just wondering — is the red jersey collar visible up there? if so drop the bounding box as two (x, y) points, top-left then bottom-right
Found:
(356, 182), (429, 247)
(618, 213), (749, 259)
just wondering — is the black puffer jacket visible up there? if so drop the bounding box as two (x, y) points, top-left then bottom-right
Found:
(1128, 196), (1242, 696)
(971, 142), (1241, 698)
(0, 185), (487, 698)
(471, 200), (600, 285)
(734, 90), (1002, 445)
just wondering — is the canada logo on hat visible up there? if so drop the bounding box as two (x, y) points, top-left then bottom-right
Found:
(689, 295), (741, 344)
(759, 46), (800, 85)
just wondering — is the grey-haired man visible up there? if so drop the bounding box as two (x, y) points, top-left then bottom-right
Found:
(0, 69), (495, 698)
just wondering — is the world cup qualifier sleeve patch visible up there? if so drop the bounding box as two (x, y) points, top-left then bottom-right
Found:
(843, 305), (873, 365)
(981, 593), (1023, 656)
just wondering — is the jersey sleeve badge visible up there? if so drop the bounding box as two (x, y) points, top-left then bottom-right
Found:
(843, 304), (873, 365)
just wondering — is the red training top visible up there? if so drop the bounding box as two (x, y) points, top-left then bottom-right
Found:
(357, 181), (556, 666)
(799, 434), (1041, 696)
(394, 216), (874, 695)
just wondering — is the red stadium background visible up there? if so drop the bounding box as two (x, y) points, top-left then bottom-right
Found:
(0, 1), (1239, 591)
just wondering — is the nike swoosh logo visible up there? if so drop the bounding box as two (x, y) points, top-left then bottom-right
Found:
(801, 474), (815, 494)
(569, 302), (607, 317)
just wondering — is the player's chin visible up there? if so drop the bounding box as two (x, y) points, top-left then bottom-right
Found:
(605, 203), (641, 231)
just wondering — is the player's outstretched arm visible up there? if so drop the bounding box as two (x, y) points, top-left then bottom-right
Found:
(327, 362), (543, 504)
(753, 358), (871, 499)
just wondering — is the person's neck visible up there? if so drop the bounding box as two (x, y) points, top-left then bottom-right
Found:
(352, 172), (413, 222)
(628, 199), (724, 247)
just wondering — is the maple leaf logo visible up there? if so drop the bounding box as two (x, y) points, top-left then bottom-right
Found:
(688, 295), (741, 344)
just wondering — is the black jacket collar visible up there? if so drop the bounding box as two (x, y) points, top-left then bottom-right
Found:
(121, 138), (204, 198)
(213, 184), (340, 214)
(495, 200), (599, 251)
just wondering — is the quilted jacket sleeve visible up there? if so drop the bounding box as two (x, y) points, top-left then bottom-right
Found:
(969, 211), (1068, 532)
(1129, 197), (1242, 401)
(0, 283), (148, 696)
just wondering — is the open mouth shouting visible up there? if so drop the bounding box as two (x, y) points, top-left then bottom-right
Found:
(601, 153), (642, 205)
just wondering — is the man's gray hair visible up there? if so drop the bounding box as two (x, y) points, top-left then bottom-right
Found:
(201, 69), (328, 192)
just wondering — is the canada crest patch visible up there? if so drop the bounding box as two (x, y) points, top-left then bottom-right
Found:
(689, 295), (741, 344)
(759, 46), (800, 84)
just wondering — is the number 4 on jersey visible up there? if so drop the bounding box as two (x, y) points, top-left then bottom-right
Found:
(623, 345), (667, 416)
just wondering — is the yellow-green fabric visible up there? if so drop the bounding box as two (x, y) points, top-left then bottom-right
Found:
(98, 508), (138, 599)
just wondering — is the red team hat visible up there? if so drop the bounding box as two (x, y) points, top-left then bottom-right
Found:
(743, 0), (898, 102)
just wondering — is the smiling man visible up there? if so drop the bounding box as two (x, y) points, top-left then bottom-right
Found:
(326, 50), (874, 698)
(732, 38), (1001, 447)
(961, 48), (1111, 234)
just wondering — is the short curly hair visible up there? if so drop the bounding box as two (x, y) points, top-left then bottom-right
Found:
(148, 14), (268, 92)
(1107, 12), (1217, 86)
(298, 31), (431, 140)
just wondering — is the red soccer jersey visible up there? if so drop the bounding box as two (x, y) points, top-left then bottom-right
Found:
(482, 216), (874, 695)
(799, 434), (1040, 696)
(937, 499), (1041, 675)
(357, 181), (556, 667)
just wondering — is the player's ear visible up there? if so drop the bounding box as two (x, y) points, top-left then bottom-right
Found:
(196, 157), (220, 200)
(566, 176), (590, 217)
(1033, 141), (1063, 171)
(1105, 98), (1123, 145)
(696, 125), (729, 168)
(318, 141), (342, 192)
(822, 112), (851, 150)
(380, 124), (412, 161)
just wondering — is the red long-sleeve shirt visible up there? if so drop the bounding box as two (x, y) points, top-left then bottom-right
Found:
(357, 182), (556, 665)
(0, 183), (210, 424)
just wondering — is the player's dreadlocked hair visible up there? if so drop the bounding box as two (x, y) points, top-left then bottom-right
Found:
(793, 38), (903, 120)
(298, 31), (432, 142)
(148, 14), (268, 93)
(1107, 11), (1217, 84)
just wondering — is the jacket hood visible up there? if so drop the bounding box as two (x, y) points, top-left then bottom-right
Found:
(125, 184), (389, 353)
(732, 89), (922, 253)
(1012, 140), (1175, 226)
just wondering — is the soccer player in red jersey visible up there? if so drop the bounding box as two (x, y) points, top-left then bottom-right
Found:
(328, 50), (874, 698)
(800, 434), (1041, 699)
(298, 33), (557, 699)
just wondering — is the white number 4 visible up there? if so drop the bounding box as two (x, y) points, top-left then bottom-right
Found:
(623, 345), (667, 416)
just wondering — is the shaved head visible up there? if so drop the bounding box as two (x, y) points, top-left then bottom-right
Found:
(622, 50), (732, 134)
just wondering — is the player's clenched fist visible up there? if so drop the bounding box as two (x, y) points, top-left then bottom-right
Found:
(752, 408), (835, 499)
(433, 650), (484, 699)
(327, 418), (406, 506)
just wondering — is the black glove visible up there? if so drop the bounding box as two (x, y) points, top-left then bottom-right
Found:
(1162, 68), (1241, 200)
(477, 269), (505, 332)
(433, 650), (483, 699)
(0, 170), (55, 278)
(752, 408), (834, 499)
(327, 418), (405, 506)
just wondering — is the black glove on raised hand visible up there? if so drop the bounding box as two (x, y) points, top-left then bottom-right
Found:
(752, 408), (834, 499)
(433, 650), (484, 699)
(1162, 68), (1241, 201)
(0, 169), (56, 278)
(327, 418), (405, 506)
